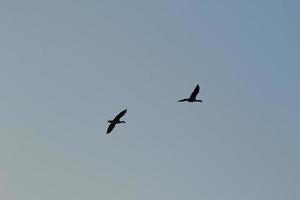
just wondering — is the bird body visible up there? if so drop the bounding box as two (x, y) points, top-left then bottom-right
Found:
(106, 109), (127, 134)
(178, 84), (202, 103)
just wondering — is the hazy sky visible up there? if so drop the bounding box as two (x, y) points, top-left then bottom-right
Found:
(1, 0), (300, 199)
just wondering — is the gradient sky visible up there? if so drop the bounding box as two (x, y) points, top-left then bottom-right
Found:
(1, 0), (300, 199)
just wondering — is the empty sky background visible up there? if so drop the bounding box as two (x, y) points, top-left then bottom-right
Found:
(1, 0), (300, 199)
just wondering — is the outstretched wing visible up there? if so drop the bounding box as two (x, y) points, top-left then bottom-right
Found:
(190, 84), (200, 99)
(178, 98), (187, 102)
(107, 123), (115, 134)
(113, 109), (127, 121)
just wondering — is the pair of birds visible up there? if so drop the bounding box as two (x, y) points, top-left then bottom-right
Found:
(106, 84), (202, 134)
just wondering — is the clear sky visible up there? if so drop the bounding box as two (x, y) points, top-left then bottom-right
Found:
(0, 0), (300, 199)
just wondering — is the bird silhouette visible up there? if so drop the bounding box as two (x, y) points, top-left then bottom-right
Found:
(106, 109), (127, 134)
(178, 84), (203, 102)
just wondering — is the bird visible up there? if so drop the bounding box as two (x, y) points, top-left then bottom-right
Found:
(178, 84), (203, 103)
(106, 109), (127, 134)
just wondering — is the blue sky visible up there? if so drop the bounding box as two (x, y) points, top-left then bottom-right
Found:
(0, 1), (299, 199)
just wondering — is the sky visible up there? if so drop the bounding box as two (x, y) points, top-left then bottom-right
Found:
(0, 0), (300, 199)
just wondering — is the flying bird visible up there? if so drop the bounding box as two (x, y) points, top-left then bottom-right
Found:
(106, 109), (127, 134)
(178, 84), (203, 103)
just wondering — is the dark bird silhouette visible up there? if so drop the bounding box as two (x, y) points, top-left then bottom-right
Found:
(106, 109), (127, 134)
(178, 84), (203, 103)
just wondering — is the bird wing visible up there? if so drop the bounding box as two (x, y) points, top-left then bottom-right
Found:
(113, 109), (127, 121)
(107, 123), (115, 134)
(190, 84), (200, 99)
(178, 99), (186, 102)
